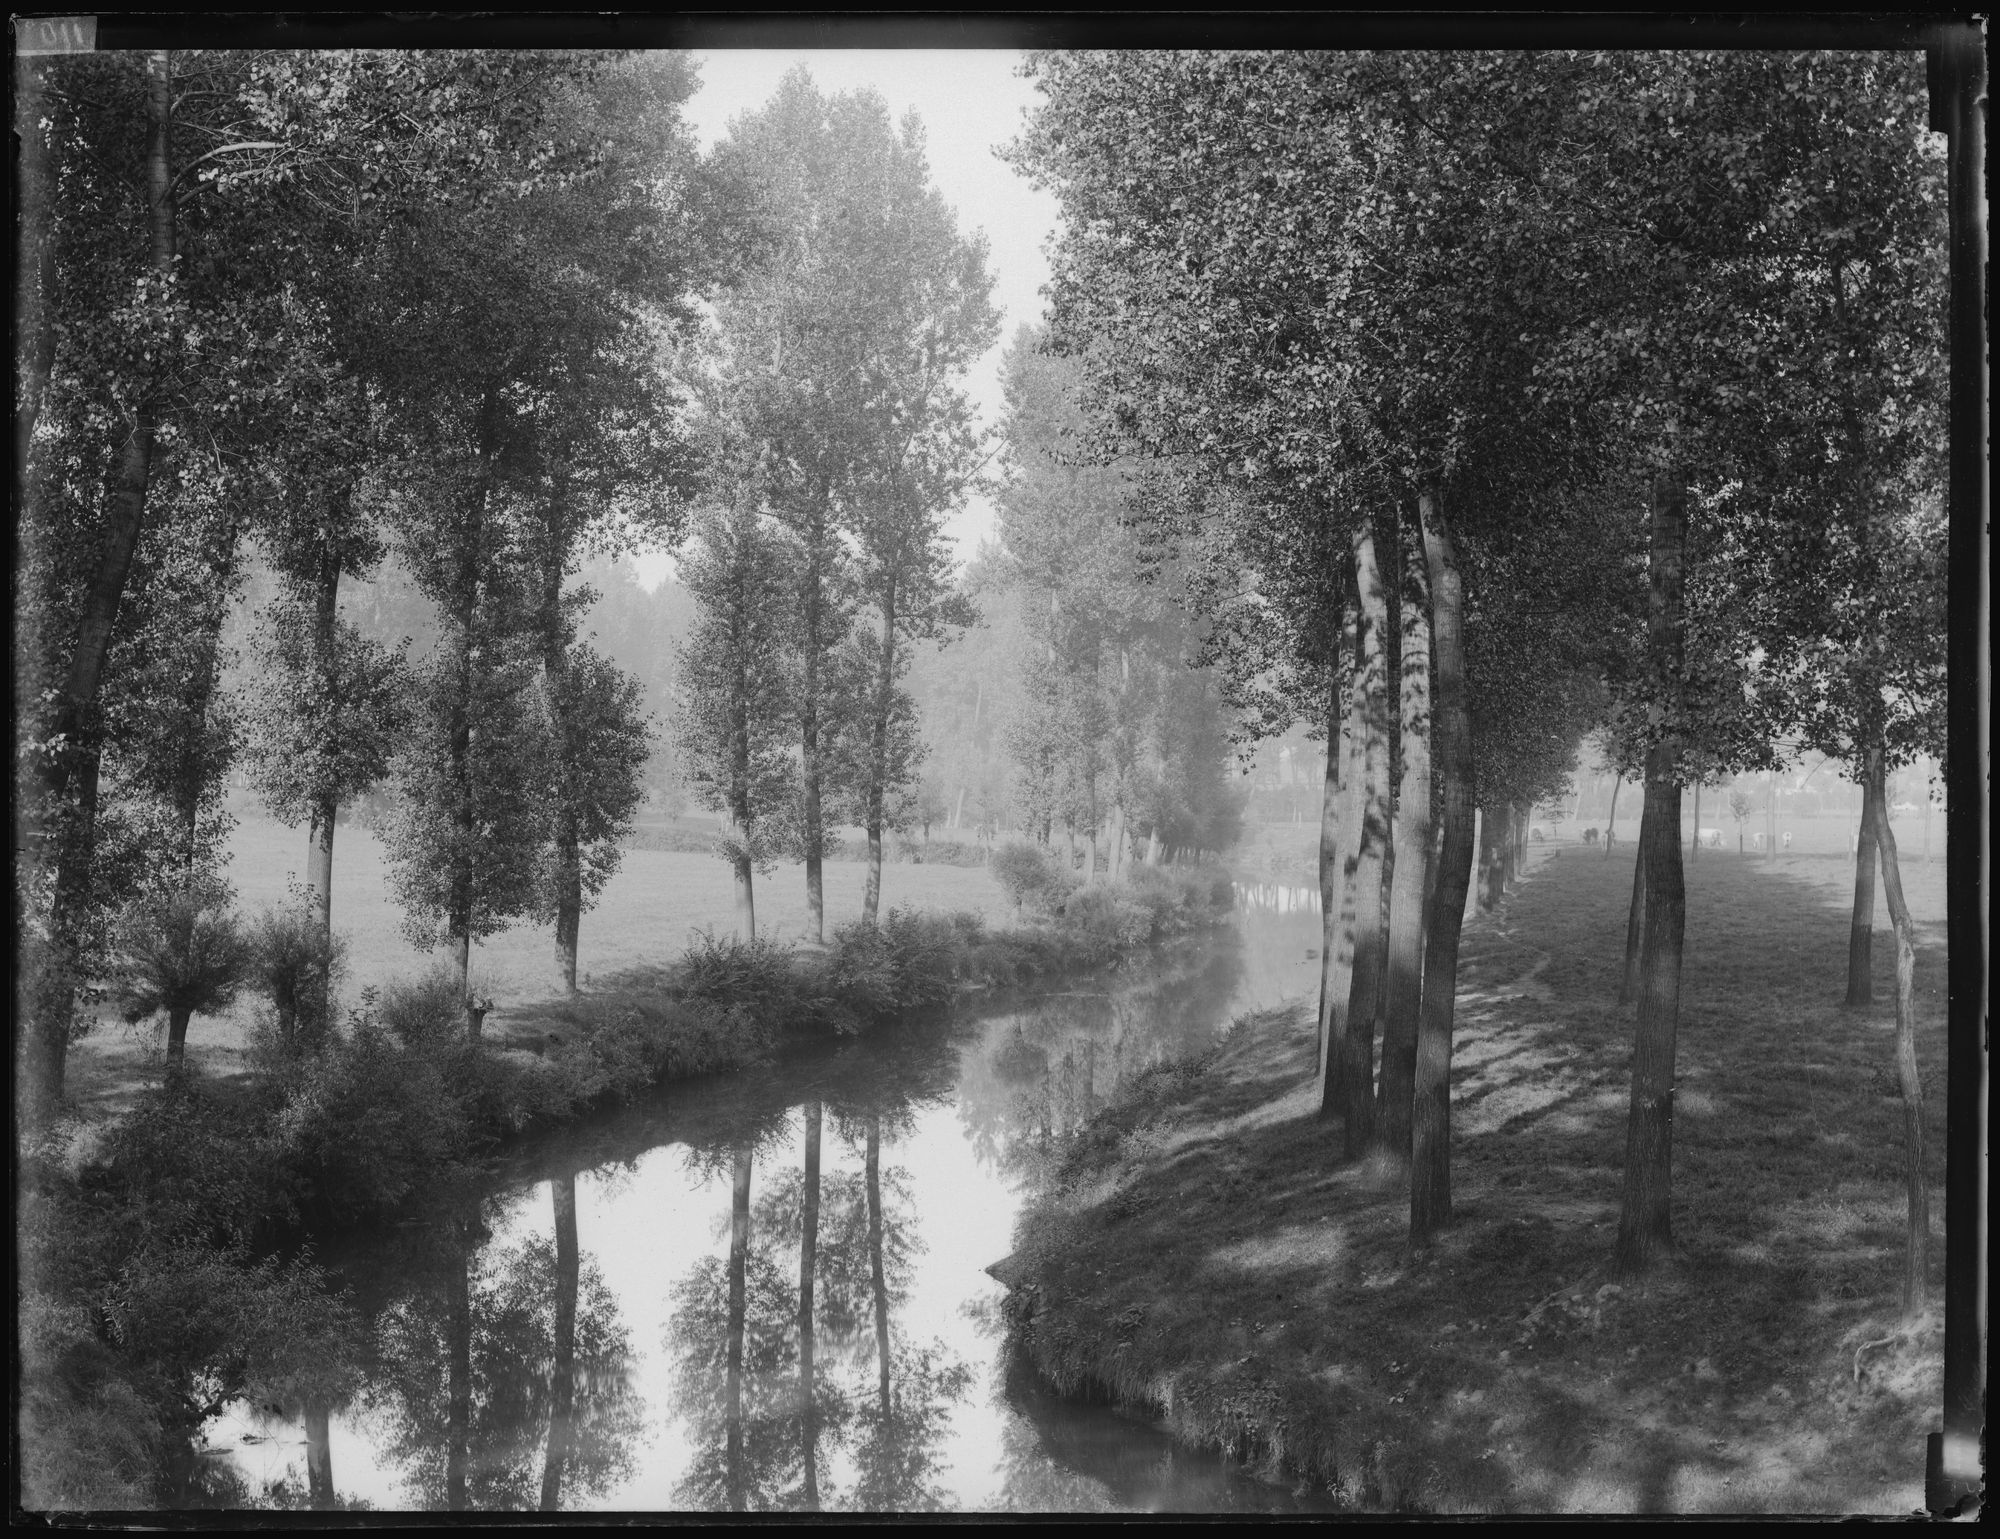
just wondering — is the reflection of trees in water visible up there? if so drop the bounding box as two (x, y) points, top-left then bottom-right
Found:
(956, 940), (1247, 1180)
(994, 1403), (1120, 1514)
(361, 1196), (643, 1511)
(666, 1112), (975, 1512)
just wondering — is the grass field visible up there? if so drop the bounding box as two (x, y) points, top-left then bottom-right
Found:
(1006, 842), (1949, 1515)
(64, 815), (1013, 1120)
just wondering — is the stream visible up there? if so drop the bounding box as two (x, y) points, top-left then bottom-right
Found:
(195, 884), (1332, 1513)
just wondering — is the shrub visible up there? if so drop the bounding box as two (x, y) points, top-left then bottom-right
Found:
(882, 908), (960, 1009)
(376, 966), (465, 1048)
(267, 1017), (471, 1225)
(675, 931), (825, 1035)
(826, 920), (899, 1028)
(246, 905), (346, 1059)
(1059, 885), (1155, 948)
(991, 841), (1073, 914)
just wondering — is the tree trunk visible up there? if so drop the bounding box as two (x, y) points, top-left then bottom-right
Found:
(1086, 826), (1100, 885)
(863, 581), (898, 925)
(166, 1004), (193, 1063)
(1412, 489), (1474, 1244)
(1316, 599), (1363, 1110)
(1863, 751), (1930, 1318)
(539, 1168), (579, 1512)
(1605, 773), (1623, 858)
(1845, 780), (1878, 1006)
(446, 1222), (472, 1511)
(1620, 831), (1648, 1005)
(25, 51), (178, 1130)
(1338, 515), (1392, 1155)
(798, 1102), (822, 1509)
(867, 1114), (890, 1417)
(451, 388), (499, 1039)
(306, 552), (341, 934)
(1377, 504), (1432, 1166)
(1690, 781), (1702, 860)
(1765, 772), (1778, 864)
(304, 1400), (334, 1509)
(1477, 802), (1504, 911)
(730, 819), (756, 942)
(799, 505), (832, 946)
(1616, 468), (1689, 1276)
(726, 1143), (751, 1512)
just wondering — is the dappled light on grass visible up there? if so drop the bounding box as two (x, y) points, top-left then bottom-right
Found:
(1004, 845), (1946, 1514)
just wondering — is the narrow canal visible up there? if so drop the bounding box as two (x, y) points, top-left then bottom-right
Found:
(198, 885), (1331, 1513)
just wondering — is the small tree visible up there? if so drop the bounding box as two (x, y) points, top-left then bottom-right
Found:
(1727, 788), (1754, 853)
(247, 901), (347, 1058)
(110, 890), (252, 1064)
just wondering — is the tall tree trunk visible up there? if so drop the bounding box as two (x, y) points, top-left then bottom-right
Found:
(730, 822), (756, 942)
(1086, 825), (1100, 885)
(1339, 515), (1393, 1155)
(799, 501), (832, 945)
(452, 389), (499, 1038)
(867, 1114), (890, 1418)
(1616, 468), (1689, 1276)
(798, 1102), (822, 1509)
(26, 50), (179, 1129)
(446, 1221), (472, 1511)
(1377, 504), (1432, 1165)
(1620, 833), (1648, 1005)
(1845, 777), (1878, 1006)
(540, 1169), (579, 1512)
(726, 1143), (751, 1512)
(1477, 802), (1504, 911)
(1316, 599), (1363, 1111)
(1412, 489), (1473, 1244)
(1863, 751), (1930, 1318)
(306, 548), (342, 934)
(1690, 782), (1703, 860)
(863, 580), (898, 924)
(304, 1400), (334, 1509)
(1765, 772), (1778, 863)
(539, 496), (583, 993)
(1605, 773), (1623, 858)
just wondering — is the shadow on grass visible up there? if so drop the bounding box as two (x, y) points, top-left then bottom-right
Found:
(1005, 847), (1945, 1515)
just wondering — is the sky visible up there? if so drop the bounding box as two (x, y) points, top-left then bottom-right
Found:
(633, 49), (1061, 590)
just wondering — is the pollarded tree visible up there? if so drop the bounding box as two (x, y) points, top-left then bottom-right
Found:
(675, 502), (800, 941)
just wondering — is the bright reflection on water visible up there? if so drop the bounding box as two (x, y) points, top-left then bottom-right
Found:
(199, 892), (1330, 1512)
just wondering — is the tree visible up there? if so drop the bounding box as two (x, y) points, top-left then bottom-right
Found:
(674, 502), (798, 941)
(108, 888), (251, 1064)
(1727, 787), (1754, 853)
(17, 47), (628, 1122)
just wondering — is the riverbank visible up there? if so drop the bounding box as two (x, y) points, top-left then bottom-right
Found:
(19, 865), (1236, 1511)
(999, 848), (1946, 1515)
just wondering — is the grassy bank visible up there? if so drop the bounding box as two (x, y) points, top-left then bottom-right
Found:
(19, 862), (1234, 1512)
(1001, 846), (1946, 1515)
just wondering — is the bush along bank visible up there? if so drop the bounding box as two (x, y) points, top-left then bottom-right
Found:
(17, 864), (1235, 1511)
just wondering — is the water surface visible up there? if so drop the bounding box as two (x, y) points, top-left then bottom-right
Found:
(200, 889), (1329, 1513)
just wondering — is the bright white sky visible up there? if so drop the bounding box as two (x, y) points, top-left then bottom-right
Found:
(633, 48), (1060, 589)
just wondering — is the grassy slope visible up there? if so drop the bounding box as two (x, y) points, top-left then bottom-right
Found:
(63, 815), (1012, 1121)
(1005, 843), (1947, 1515)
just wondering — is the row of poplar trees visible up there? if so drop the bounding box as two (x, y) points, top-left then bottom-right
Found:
(670, 71), (998, 946)
(13, 52), (987, 1129)
(1010, 49), (1946, 1301)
